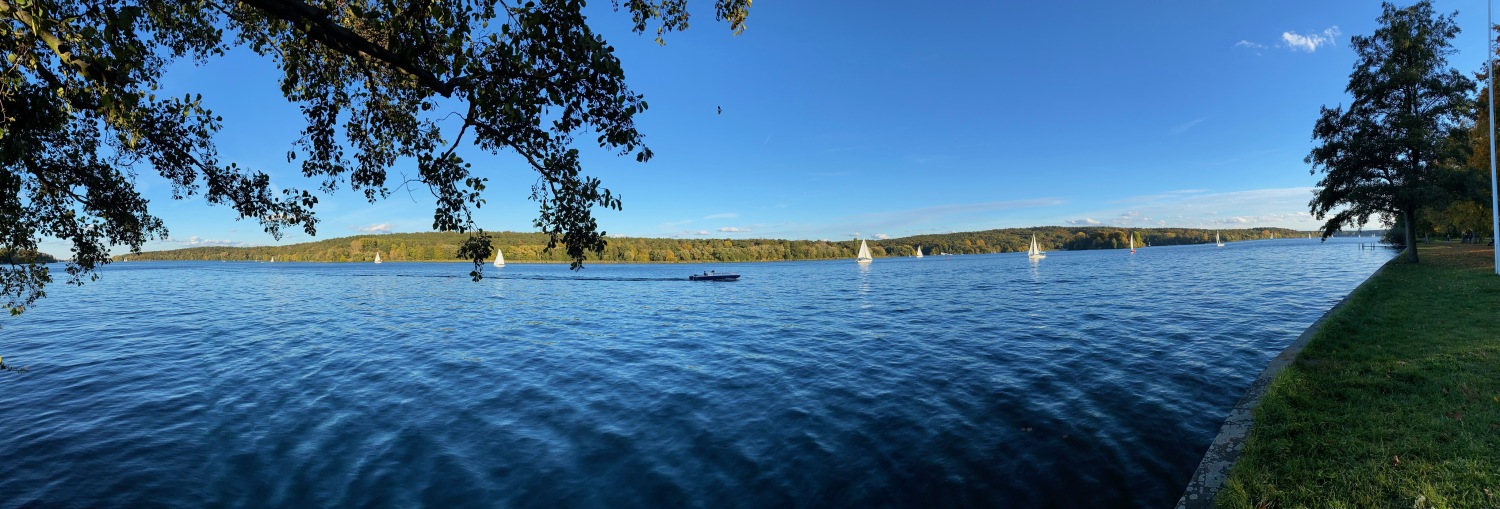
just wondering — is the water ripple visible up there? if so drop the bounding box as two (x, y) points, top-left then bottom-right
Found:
(0, 239), (1392, 507)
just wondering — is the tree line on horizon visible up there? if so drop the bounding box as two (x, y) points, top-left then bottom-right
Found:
(0, 249), (58, 265)
(113, 227), (1333, 264)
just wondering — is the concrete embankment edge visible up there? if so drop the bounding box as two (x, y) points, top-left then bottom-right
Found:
(1174, 261), (1392, 508)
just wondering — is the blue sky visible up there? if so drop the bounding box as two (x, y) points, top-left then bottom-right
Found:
(51, 1), (1498, 254)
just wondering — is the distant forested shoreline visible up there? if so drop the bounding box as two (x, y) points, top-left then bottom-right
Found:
(111, 227), (1377, 264)
(0, 248), (59, 264)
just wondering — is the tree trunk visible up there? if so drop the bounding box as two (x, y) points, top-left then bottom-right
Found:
(1403, 208), (1419, 263)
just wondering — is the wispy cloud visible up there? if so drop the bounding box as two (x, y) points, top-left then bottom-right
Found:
(719, 227), (749, 233)
(352, 223), (392, 233)
(704, 213), (739, 220)
(1067, 218), (1102, 225)
(1170, 117), (1208, 135)
(873, 233), (890, 240)
(172, 236), (245, 247)
(1281, 26), (1341, 53)
(1111, 211), (1153, 226)
(748, 198), (1067, 240)
(1111, 189), (1208, 205)
(1235, 26), (1340, 54)
(1073, 187), (1323, 229)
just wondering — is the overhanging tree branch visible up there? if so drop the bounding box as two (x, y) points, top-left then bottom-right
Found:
(234, 0), (456, 96)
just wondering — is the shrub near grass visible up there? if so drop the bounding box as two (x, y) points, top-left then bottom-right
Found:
(1219, 244), (1500, 508)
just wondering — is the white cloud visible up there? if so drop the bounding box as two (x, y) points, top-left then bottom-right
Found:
(1282, 26), (1341, 53)
(718, 227), (749, 233)
(1111, 211), (1152, 226)
(1235, 40), (1267, 50)
(1170, 117), (1208, 135)
(1111, 189), (1209, 205)
(1067, 218), (1102, 225)
(353, 223), (392, 233)
(1076, 187), (1323, 229)
(174, 235), (244, 247)
(873, 233), (891, 240)
(693, 230), (710, 236)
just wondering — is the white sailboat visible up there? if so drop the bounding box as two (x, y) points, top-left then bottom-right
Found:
(914, 245), (924, 258)
(374, 252), (382, 264)
(855, 239), (873, 264)
(493, 247), (505, 267)
(1216, 231), (1224, 247)
(1129, 232), (1136, 253)
(1027, 234), (1045, 260)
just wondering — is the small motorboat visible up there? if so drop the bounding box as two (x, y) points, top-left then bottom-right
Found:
(689, 271), (740, 281)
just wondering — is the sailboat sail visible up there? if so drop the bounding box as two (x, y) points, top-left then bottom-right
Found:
(1216, 231), (1223, 247)
(374, 252), (382, 264)
(915, 245), (923, 258)
(493, 247), (505, 267)
(855, 239), (873, 263)
(1027, 235), (1045, 260)
(1129, 233), (1136, 253)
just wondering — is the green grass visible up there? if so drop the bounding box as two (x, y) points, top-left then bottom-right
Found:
(1219, 244), (1500, 509)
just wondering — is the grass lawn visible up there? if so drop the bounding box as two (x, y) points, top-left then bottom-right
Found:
(1219, 244), (1500, 509)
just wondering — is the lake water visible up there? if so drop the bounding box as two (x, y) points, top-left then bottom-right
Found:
(0, 238), (1393, 507)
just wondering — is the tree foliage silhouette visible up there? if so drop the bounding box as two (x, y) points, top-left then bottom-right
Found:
(1, 0), (752, 316)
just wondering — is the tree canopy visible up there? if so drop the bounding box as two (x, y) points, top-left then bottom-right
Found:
(0, 0), (751, 316)
(1306, 0), (1473, 263)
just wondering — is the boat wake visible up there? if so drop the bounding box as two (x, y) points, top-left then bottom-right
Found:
(501, 275), (688, 282)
